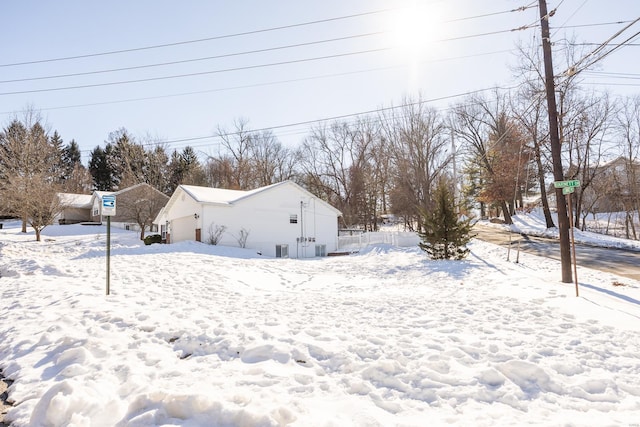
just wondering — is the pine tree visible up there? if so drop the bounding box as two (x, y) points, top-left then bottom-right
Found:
(61, 140), (82, 180)
(88, 146), (115, 191)
(418, 180), (475, 260)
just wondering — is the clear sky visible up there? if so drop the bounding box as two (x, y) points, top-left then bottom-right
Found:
(1, 1), (638, 163)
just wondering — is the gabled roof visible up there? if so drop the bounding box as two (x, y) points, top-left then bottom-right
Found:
(180, 181), (283, 205)
(168, 181), (342, 215)
(113, 182), (168, 198)
(93, 190), (115, 199)
(92, 184), (168, 202)
(58, 193), (92, 209)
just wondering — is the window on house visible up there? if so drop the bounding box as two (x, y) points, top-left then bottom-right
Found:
(315, 244), (326, 257)
(289, 214), (298, 224)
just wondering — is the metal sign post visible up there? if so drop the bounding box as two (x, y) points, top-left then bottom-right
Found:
(555, 181), (580, 296)
(102, 195), (116, 295)
(106, 216), (111, 295)
(563, 187), (579, 297)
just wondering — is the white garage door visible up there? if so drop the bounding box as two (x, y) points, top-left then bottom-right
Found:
(171, 216), (196, 243)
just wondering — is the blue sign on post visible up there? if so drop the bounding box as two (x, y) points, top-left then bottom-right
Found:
(102, 195), (116, 295)
(102, 195), (116, 216)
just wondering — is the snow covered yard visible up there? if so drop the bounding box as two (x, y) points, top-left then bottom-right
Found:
(1, 221), (639, 426)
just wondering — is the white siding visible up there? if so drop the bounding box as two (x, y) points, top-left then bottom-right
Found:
(159, 182), (340, 258)
(201, 183), (338, 257)
(165, 188), (202, 243)
(172, 215), (197, 243)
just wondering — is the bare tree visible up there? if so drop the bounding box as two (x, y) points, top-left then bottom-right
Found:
(0, 111), (59, 235)
(115, 184), (169, 240)
(563, 91), (615, 228)
(452, 90), (517, 224)
(248, 130), (297, 187)
(209, 119), (296, 189)
(512, 82), (556, 228)
(2, 173), (66, 241)
(62, 164), (94, 194)
(380, 97), (451, 230)
(214, 118), (254, 189)
(297, 118), (379, 229)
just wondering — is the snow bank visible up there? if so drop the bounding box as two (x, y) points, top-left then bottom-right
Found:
(1, 220), (639, 426)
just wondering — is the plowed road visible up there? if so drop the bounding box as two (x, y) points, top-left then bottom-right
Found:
(474, 224), (640, 282)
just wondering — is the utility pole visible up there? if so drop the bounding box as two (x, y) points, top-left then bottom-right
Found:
(539, 0), (572, 283)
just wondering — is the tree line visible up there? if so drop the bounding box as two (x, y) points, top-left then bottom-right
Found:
(2, 51), (640, 238)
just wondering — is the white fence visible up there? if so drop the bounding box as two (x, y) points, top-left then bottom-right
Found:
(337, 231), (420, 251)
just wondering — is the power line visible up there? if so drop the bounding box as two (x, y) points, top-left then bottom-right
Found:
(0, 23), (535, 96)
(0, 11), (539, 85)
(0, 49), (513, 115)
(554, 20), (635, 30)
(0, 32), (386, 84)
(583, 71), (640, 80)
(563, 17), (640, 77)
(78, 85), (517, 155)
(0, 48), (390, 96)
(1, 3), (535, 70)
(0, 9), (392, 68)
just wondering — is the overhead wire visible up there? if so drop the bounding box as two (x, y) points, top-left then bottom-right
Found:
(0, 32), (386, 84)
(76, 85), (518, 155)
(0, 9), (393, 68)
(0, 2), (577, 160)
(0, 49), (514, 115)
(0, 25), (537, 96)
(0, 48), (390, 96)
(0, 8), (539, 91)
(562, 17), (640, 77)
(1, 3), (535, 69)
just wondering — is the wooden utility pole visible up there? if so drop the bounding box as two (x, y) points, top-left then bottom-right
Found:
(539, 0), (573, 283)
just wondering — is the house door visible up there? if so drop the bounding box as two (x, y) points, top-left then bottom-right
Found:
(195, 228), (201, 242)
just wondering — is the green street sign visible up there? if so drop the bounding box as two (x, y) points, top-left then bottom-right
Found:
(562, 187), (575, 195)
(554, 179), (581, 189)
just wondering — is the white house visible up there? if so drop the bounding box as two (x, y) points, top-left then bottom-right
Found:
(154, 181), (343, 258)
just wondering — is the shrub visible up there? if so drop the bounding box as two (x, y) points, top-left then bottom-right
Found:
(144, 234), (162, 245)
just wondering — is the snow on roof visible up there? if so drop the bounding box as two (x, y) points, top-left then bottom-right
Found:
(180, 182), (283, 205)
(58, 193), (92, 208)
(93, 190), (115, 199)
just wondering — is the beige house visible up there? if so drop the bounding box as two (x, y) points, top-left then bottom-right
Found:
(55, 193), (93, 224)
(91, 183), (169, 236)
(582, 157), (640, 213)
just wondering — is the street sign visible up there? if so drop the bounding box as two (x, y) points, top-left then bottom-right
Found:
(562, 187), (575, 195)
(554, 179), (581, 189)
(102, 195), (116, 216)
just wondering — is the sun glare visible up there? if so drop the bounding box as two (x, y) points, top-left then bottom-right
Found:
(389, 2), (445, 59)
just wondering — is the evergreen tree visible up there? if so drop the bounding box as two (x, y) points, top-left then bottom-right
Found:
(88, 146), (115, 191)
(146, 145), (170, 194)
(418, 180), (475, 260)
(167, 146), (205, 192)
(61, 139), (82, 182)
